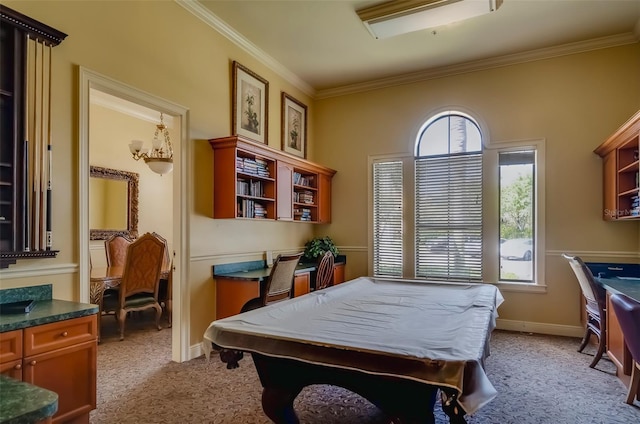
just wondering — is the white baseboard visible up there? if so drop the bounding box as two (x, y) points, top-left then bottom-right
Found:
(497, 318), (584, 338)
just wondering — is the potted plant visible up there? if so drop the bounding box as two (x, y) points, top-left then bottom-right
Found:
(303, 236), (338, 262)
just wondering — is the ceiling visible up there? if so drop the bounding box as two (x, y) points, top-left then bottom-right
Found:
(188, 0), (640, 97)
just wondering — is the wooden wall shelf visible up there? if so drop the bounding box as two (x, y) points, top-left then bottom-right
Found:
(209, 135), (336, 223)
(594, 110), (640, 221)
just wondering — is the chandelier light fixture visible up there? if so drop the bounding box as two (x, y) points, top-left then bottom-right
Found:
(129, 112), (174, 175)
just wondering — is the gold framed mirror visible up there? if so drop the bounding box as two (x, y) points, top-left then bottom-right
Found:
(89, 166), (139, 240)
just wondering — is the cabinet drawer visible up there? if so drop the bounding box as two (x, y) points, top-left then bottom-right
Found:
(0, 329), (23, 363)
(24, 315), (97, 357)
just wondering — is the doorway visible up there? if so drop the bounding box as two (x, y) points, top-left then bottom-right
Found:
(79, 67), (189, 362)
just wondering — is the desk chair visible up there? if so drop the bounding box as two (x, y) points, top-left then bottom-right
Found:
(315, 250), (335, 290)
(241, 252), (303, 313)
(562, 253), (607, 368)
(609, 293), (640, 405)
(105, 234), (133, 267)
(103, 233), (165, 340)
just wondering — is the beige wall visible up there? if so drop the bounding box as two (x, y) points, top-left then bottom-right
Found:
(88, 104), (174, 267)
(314, 44), (640, 331)
(0, 1), (638, 351)
(0, 1), (315, 347)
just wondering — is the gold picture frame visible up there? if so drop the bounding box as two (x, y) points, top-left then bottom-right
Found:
(232, 61), (269, 144)
(281, 92), (307, 158)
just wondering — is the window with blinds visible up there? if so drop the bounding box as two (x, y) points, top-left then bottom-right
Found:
(414, 111), (483, 281)
(373, 161), (403, 277)
(415, 153), (483, 280)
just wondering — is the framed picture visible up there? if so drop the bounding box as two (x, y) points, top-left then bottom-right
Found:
(281, 92), (307, 158)
(232, 61), (269, 144)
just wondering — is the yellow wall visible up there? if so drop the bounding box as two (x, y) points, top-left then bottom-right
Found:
(314, 45), (640, 330)
(0, 1), (638, 350)
(88, 104), (174, 267)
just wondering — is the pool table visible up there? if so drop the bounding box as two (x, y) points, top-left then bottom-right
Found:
(203, 277), (503, 423)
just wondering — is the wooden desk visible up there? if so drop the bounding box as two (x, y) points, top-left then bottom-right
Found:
(205, 277), (503, 423)
(214, 265), (314, 320)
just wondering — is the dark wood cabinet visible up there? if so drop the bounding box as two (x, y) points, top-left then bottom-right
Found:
(0, 5), (66, 267)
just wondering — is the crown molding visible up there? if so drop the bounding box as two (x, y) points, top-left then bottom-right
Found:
(176, 1), (638, 101)
(316, 32), (639, 99)
(175, 0), (315, 97)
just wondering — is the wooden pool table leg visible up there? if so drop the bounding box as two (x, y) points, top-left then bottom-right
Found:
(262, 385), (303, 424)
(440, 390), (467, 424)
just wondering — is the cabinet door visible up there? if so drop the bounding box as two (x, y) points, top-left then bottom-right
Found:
(277, 162), (294, 220)
(602, 150), (617, 220)
(0, 329), (22, 363)
(0, 359), (23, 380)
(23, 340), (97, 424)
(333, 263), (345, 285)
(317, 173), (332, 223)
(606, 292), (633, 376)
(293, 272), (310, 297)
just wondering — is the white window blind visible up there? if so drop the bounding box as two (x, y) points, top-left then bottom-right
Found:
(415, 153), (482, 281)
(373, 161), (403, 277)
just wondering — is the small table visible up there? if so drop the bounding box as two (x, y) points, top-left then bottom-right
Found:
(204, 277), (503, 423)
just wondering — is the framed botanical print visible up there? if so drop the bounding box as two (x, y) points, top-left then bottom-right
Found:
(232, 61), (269, 144)
(281, 92), (307, 158)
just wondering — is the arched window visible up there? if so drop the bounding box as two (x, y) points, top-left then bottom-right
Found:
(414, 111), (483, 281)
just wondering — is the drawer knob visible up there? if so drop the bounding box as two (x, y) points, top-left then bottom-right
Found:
(14, 364), (21, 370)
(62, 331), (68, 337)
(30, 360), (36, 366)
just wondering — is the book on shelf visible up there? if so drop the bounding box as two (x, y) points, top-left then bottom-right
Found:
(293, 172), (315, 187)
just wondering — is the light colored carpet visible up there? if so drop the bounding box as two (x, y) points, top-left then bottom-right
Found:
(91, 313), (640, 423)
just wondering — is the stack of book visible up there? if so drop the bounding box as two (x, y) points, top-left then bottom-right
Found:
(294, 190), (314, 204)
(294, 208), (312, 221)
(293, 172), (314, 187)
(237, 200), (267, 218)
(236, 179), (264, 197)
(631, 194), (639, 217)
(236, 157), (270, 177)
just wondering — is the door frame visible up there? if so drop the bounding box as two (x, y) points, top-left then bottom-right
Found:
(78, 67), (190, 362)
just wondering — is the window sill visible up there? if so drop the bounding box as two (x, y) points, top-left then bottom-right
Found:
(494, 281), (547, 294)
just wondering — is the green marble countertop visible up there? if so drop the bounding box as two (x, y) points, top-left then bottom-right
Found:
(598, 277), (640, 303)
(0, 300), (98, 333)
(214, 263), (317, 281)
(0, 375), (57, 424)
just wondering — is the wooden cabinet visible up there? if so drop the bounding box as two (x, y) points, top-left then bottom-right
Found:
(211, 136), (276, 219)
(210, 135), (336, 223)
(595, 110), (640, 220)
(606, 291), (633, 386)
(0, 5), (64, 267)
(333, 262), (346, 285)
(0, 315), (97, 424)
(293, 272), (311, 297)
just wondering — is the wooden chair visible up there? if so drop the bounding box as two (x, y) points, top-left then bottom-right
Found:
(103, 233), (165, 340)
(105, 234), (133, 267)
(241, 252), (303, 312)
(315, 250), (335, 290)
(609, 293), (640, 405)
(562, 253), (607, 368)
(152, 232), (172, 327)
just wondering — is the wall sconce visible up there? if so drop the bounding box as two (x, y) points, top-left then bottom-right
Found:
(357, 0), (502, 39)
(129, 112), (173, 175)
